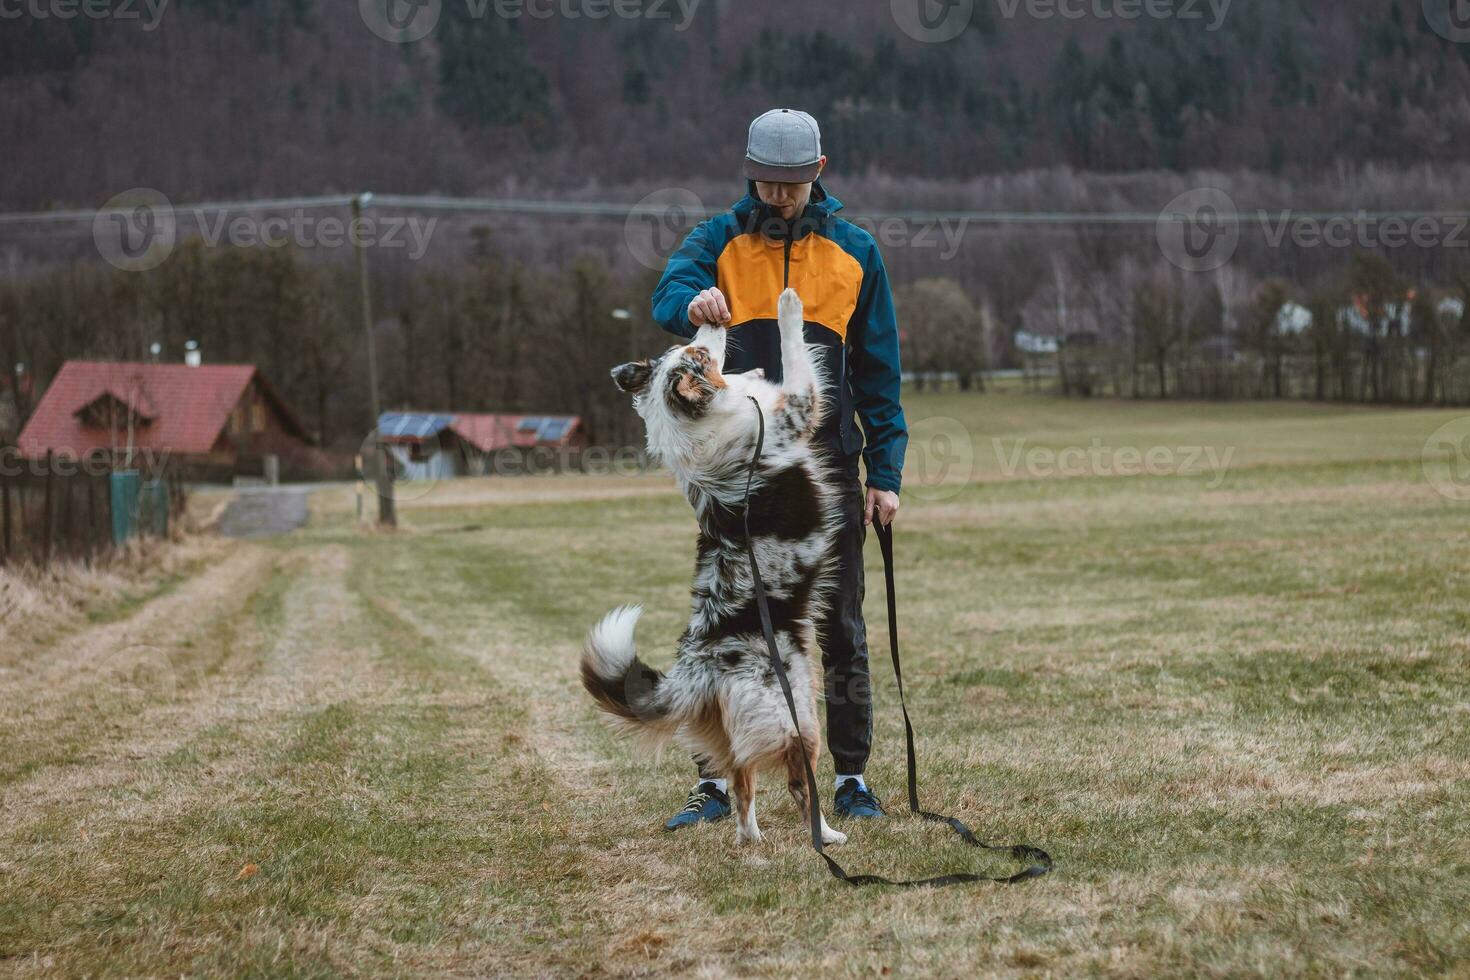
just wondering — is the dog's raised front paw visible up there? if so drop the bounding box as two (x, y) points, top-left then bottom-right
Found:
(778, 287), (803, 327)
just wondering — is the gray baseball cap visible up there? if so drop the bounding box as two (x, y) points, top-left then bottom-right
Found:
(744, 108), (823, 183)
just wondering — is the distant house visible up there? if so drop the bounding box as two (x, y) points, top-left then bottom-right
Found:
(378, 412), (584, 479)
(1279, 294), (1464, 341)
(1013, 329), (1060, 355)
(17, 360), (314, 473)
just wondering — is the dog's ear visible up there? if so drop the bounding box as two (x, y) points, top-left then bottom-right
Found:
(611, 360), (653, 394)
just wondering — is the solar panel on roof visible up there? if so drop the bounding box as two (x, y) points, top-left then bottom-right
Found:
(538, 418), (572, 441)
(517, 417), (543, 433)
(379, 413), (451, 440)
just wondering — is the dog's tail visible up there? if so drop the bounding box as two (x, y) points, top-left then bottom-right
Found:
(580, 605), (687, 743)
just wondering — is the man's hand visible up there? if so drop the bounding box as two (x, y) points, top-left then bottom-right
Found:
(688, 287), (731, 328)
(864, 488), (900, 527)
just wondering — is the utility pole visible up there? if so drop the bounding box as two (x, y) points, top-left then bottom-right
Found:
(353, 192), (395, 527)
(354, 193), (381, 422)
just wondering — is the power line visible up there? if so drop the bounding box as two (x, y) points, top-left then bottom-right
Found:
(1, 193), (1468, 227)
(0, 195), (358, 227)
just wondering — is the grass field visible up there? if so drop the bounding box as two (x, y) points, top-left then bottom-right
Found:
(2, 393), (1468, 977)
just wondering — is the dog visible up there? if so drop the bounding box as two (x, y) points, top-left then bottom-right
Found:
(581, 288), (847, 846)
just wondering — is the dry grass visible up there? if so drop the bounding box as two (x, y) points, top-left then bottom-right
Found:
(0, 535), (231, 662)
(1, 395), (1467, 978)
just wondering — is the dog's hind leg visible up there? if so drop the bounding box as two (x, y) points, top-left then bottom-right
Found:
(784, 739), (847, 846)
(732, 766), (762, 844)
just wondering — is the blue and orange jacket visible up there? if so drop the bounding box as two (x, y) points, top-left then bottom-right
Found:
(652, 180), (908, 493)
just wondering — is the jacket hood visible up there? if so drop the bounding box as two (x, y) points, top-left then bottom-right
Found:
(733, 178), (843, 240)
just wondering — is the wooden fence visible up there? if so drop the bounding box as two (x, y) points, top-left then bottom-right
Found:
(0, 453), (177, 567)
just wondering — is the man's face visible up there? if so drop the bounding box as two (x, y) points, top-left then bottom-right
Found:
(754, 152), (827, 220)
(754, 180), (812, 220)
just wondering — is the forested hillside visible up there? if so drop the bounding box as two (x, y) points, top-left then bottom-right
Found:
(4, 0), (1470, 209)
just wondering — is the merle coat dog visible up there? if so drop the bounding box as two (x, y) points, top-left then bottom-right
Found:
(581, 288), (846, 845)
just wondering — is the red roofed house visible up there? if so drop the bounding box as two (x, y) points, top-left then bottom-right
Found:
(378, 411), (584, 478)
(17, 360), (314, 474)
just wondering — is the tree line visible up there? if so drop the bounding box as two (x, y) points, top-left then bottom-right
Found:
(0, 239), (655, 456)
(5, 0), (1470, 210)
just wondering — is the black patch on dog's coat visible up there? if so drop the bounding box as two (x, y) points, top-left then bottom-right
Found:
(611, 360), (653, 394)
(704, 571), (816, 644)
(580, 656), (668, 722)
(701, 463), (822, 543)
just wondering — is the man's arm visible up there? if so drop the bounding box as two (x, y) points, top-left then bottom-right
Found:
(652, 220), (722, 340)
(848, 242), (908, 506)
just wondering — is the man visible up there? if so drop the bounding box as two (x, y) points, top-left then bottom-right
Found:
(651, 108), (908, 829)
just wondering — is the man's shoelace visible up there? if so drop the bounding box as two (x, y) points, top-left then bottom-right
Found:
(681, 790), (711, 814)
(841, 784), (884, 813)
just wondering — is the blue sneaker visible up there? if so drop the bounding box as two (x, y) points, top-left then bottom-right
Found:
(663, 781), (731, 831)
(834, 778), (885, 819)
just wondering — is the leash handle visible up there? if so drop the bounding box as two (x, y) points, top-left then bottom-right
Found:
(742, 396), (1051, 887)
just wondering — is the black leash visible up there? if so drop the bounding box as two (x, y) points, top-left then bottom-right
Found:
(741, 396), (1052, 887)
